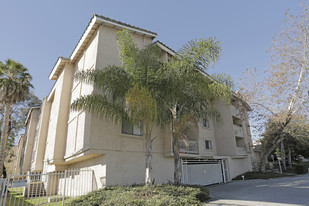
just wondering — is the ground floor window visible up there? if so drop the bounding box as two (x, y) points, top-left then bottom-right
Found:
(205, 140), (212, 149)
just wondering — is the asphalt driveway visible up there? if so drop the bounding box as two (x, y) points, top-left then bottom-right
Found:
(206, 173), (309, 206)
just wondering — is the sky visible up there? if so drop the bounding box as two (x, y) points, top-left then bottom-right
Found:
(0, 0), (302, 99)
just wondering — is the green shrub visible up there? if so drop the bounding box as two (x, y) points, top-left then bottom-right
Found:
(295, 164), (309, 174)
(285, 167), (295, 173)
(303, 162), (309, 169)
(68, 184), (210, 206)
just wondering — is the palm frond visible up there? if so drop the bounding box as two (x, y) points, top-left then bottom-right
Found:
(0, 59), (33, 104)
(117, 29), (139, 70)
(75, 65), (131, 101)
(125, 85), (158, 125)
(131, 44), (163, 88)
(177, 38), (222, 72)
(209, 73), (234, 103)
(71, 94), (128, 124)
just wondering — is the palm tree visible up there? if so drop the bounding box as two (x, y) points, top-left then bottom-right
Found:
(71, 30), (162, 185)
(72, 30), (233, 185)
(125, 85), (158, 184)
(157, 39), (233, 184)
(0, 59), (33, 175)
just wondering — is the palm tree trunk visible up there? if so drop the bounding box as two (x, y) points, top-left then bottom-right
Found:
(0, 103), (11, 176)
(145, 133), (152, 185)
(172, 134), (181, 185)
(170, 106), (182, 184)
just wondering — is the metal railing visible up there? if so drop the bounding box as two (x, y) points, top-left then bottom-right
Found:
(179, 140), (199, 154)
(0, 168), (96, 206)
(230, 105), (240, 118)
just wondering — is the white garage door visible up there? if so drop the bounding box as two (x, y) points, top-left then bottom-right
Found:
(182, 159), (224, 185)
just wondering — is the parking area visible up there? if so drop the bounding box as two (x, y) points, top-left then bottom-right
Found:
(206, 173), (309, 206)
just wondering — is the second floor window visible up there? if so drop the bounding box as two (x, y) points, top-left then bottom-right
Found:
(203, 119), (210, 128)
(122, 120), (143, 136)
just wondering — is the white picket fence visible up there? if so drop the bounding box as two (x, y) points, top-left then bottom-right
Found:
(0, 169), (96, 206)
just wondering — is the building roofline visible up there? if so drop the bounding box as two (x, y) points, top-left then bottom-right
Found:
(154, 41), (176, 56)
(24, 106), (41, 126)
(232, 92), (252, 111)
(17, 134), (24, 145)
(68, 14), (98, 64)
(49, 57), (70, 80)
(94, 14), (157, 37)
(50, 14), (158, 81)
(69, 14), (157, 64)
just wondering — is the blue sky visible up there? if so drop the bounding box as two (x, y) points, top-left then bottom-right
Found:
(0, 0), (301, 99)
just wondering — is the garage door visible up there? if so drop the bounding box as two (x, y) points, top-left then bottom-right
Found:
(182, 159), (224, 185)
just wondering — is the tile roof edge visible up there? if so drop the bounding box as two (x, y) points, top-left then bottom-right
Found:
(68, 14), (97, 60)
(94, 14), (157, 36)
(154, 40), (176, 54)
(68, 14), (157, 62)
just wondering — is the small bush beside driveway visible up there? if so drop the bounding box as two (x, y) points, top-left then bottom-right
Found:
(69, 184), (209, 206)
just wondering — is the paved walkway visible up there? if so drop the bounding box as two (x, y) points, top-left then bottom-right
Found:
(206, 174), (309, 206)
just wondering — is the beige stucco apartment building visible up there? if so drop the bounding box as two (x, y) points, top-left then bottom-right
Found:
(16, 14), (253, 188)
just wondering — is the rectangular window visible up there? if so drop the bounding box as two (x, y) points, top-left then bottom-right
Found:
(122, 120), (143, 136)
(203, 119), (210, 128)
(205, 140), (212, 149)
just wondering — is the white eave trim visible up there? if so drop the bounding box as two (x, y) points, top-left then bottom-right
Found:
(17, 134), (24, 145)
(156, 42), (175, 56)
(69, 16), (98, 62)
(47, 85), (56, 102)
(49, 57), (70, 80)
(95, 16), (157, 38)
(24, 107), (40, 126)
(69, 15), (157, 63)
(49, 58), (62, 80)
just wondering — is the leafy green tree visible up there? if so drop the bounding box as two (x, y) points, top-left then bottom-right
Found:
(287, 122), (309, 159)
(262, 118), (309, 168)
(0, 59), (33, 175)
(281, 119), (309, 165)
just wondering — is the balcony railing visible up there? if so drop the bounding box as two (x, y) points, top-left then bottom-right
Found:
(234, 124), (244, 137)
(179, 140), (199, 154)
(230, 105), (241, 118)
(236, 147), (247, 156)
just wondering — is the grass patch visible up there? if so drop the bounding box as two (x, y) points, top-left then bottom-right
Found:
(233, 171), (294, 180)
(4, 187), (72, 206)
(68, 184), (210, 206)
